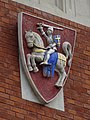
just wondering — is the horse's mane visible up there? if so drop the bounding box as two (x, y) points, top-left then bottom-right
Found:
(32, 32), (45, 48)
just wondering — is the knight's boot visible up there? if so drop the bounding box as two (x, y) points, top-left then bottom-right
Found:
(40, 53), (50, 65)
(40, 61), (48, 65)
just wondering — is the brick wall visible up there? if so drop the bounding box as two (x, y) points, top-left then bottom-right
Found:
(0, 0), (90, 120)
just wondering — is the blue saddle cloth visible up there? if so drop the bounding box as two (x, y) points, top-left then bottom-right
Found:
(43, 52), (58, 77)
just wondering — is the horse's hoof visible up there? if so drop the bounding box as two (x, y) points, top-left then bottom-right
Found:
(28, 66), (33, 71)
(34, 67), (39, 72)
(55, 83), (63, 88)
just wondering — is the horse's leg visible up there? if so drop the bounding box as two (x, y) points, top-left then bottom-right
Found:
(55, 68), (66, 87)
(55, 60), (67, 87)
(26, 54), (33, 71)
(30, 54), (39, 72)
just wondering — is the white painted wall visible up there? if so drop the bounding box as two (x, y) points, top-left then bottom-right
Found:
(13, 0), (90, 27)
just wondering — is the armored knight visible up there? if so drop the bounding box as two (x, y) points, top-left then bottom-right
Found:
(37, 23), (60, 65)
(41, 35), (61, 65)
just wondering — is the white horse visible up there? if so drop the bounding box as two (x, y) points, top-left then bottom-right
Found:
(25, 30), (72, 87)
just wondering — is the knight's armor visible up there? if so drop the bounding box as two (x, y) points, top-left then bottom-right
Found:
(41, 35), (61, 65)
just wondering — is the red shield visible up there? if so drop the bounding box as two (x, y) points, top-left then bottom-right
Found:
(18, 12), (76, 104)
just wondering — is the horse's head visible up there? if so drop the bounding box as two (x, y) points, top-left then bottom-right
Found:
(25, 30), (35, 48)
(25, 30), (45, 49)
(53, 35), (61, 47)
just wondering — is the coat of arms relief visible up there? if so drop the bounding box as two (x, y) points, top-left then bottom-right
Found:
(18, 12), (76, 104)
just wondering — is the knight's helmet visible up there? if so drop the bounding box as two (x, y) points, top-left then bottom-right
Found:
(53, 35), (61, 47)
(47, 27), (53, 32)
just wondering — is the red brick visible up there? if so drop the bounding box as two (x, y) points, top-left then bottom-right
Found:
(87, 90), (90, 95)
(63, 18), (70, 25)
(86, 46), (90, 51)
(25, 5), (34, 12)
(1, 0), (9, 3)
(7, 109), (15, 116)
(61, 117), (72, 120)
(0, 1), (90, 120)
(4, 3), (11, 9)
(37, 114), (42, 120)
(0, 97), (14, 106)
(0, 108), (18, 120)
(85, 70), (90, 76)
(55, 115), (62, 120)
(0, 118), (7, 120)
(34, 9), (42, 16)
(47, 14), (54, 21)
(77, 24), (86, 30)
(16, 113), (25, 119)
(83, 84), (90, 89)
(12, 71), (19, 77)
(5, 78), (14, 85)
(43, 107), (55, 117)
(9, 0), (17, 6)
(0, 80), (9, 88)
(68, 109), (76, 115)
(25, 116), (36, 120)
(74, 116), (86, 120)
(53, 16), (62, 23)
(74, 101), (84, 107)
(37, 109), (45, 115)
(0, 11), (5, 17)
(82, 74), (90, 80)
(41, 11), (49, 19)
(84, 104), (90, 109)
(70, 21), (78, 28)
(1, 17), (9, 24)
(11, 107), (27, 115)
(10, 96), (26, 104)
(17, 2), (26, 9)
(0, 92), (9, 99)
(9, 10), (17, 17)
(6, 89), (15, 94)
(0, 87), (5, 92)
(84, 50), (90, 56)
(41, 116), (53, 120)
(0, 102), (11, 110)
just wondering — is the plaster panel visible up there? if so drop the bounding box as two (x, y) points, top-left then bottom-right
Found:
(75, 0), (90, 18)
(12, 0), (90, 26)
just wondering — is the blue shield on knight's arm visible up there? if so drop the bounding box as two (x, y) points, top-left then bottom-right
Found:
(53, 35), (61, 48)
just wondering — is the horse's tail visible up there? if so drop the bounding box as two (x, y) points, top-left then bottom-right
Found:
(62, 42), (72, 67)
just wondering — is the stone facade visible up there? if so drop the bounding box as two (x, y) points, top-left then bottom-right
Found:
(12, 0), (90, 27)
(0, 0), (90, 120)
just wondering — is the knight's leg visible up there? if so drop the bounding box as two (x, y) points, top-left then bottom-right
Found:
(44, 49), (54, 62)
(26, 54), (33, 71)
(44, 53), (50, 63)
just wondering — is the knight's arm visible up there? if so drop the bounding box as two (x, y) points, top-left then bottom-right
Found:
(49, 43), (56, 47)
(37, 23), (45, 35)
(42, 31), (49, 41)
(37, 23), (49, 41)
